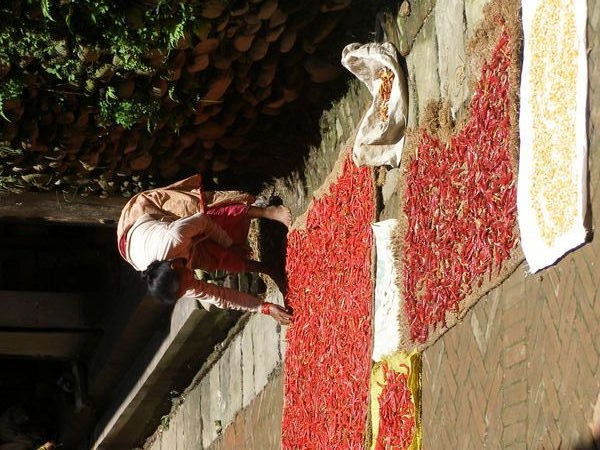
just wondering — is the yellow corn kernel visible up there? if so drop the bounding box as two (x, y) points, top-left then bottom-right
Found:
(528, 0), (579, 247)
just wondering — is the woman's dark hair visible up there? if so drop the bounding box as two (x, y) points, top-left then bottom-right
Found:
(141, 260), (180, 304)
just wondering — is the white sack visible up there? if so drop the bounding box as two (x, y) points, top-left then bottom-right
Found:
(341, 42), (408, 167)
(372, 219), (401, 362)
(518, 0), (588, 272)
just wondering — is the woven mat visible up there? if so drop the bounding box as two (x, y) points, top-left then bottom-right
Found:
(367, 351), (422, 450)
(393, 0), (524, 352)
(282, 146), (377, 448)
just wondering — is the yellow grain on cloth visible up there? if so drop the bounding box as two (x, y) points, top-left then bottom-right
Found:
(518, 0), (588, 272)
(369, 351), (422, 450)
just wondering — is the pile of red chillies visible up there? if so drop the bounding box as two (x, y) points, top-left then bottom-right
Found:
(375, 363), (415, 450)
(403, 30), (517, 343)
(282, 157), (375, 449)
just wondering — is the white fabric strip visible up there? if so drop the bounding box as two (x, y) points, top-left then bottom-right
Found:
(518, 0), (588, 272)
(371, 219), (401, 362)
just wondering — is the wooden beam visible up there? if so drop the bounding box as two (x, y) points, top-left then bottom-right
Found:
(0, 291), (99, 329)
(0, 191), (126, 225)
(0, 330), (88, 358)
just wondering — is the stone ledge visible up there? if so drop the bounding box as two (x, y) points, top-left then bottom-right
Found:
(143, 305), (284, 450)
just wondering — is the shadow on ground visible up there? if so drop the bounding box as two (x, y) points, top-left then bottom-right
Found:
(256, 196), (289, 294)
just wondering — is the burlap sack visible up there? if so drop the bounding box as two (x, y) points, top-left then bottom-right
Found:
(341, 42), (408, 167)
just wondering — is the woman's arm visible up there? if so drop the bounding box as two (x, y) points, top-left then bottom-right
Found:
(181, 277), (292, 324)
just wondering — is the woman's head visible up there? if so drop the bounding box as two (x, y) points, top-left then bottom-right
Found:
(141, 260), (180, 304)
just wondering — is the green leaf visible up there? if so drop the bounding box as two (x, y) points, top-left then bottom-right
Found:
(21, 173), (53, 189)
(0, 78), (23, 121)
(41, 0), (55, 21)
(0, 146), (23, 158)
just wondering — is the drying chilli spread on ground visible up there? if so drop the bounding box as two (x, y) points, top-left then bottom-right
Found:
(403, 29), (518, 343)
(375, 363), (416, 450)
(282, 155), (375, 449)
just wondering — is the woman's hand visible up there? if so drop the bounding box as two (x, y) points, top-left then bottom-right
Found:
(262, 302), (293, 325)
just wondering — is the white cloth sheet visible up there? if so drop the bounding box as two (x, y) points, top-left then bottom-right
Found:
(518, 0), (588, 272)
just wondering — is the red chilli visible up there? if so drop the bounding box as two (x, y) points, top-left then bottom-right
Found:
(403, 29), (518, 343)
(375, 363), (416, 450)
(282, 157), (375, 449)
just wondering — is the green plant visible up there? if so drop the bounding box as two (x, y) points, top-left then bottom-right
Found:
(0, 145), (23, 158)
(44, 58), (84, 83)
(159, 414), (170, 430)
(0, 0), (240, 196)
(110, 37), (151, 73)
(0, 175), (25, 194)
(0, 78), (24, 120)
(99, 87), (159, 129)
(81, 0), (111, 25)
